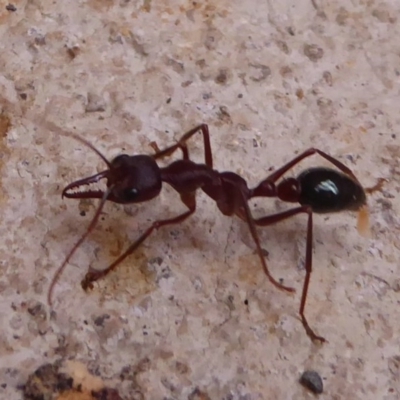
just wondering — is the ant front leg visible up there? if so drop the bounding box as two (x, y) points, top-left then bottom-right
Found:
(253, 206), (326, 343)
(151, 124), (213, 168)
(81, 192), (196, 290)
(47, 187), (113, 305)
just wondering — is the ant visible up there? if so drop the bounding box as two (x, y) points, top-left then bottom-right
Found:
(48, 124), (378, 343)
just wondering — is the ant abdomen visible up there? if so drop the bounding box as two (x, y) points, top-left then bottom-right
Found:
(297, 167), (367, 213)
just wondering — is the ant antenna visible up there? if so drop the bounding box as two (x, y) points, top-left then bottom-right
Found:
(65, 131), (112, 169)
(47, 186), (114, 306)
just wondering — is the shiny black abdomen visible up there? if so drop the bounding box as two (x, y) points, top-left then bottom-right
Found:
(297, 167), (366, 213)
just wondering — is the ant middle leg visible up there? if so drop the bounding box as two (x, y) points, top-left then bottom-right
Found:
(253, 206), (326, 343)
(81, 192), (197, 290)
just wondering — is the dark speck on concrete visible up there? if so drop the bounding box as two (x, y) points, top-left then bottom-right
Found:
(299, 370), (323, 394)
(6, 4), (17, 12)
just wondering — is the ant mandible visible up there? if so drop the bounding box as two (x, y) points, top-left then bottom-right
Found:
(48, 124), (373, 343)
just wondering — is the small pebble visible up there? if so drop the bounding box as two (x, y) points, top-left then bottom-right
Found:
(6, 4), (17, 11)
(299, 370), (323, 394)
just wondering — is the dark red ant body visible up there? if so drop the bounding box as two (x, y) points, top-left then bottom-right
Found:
(49, 124), (371, 343)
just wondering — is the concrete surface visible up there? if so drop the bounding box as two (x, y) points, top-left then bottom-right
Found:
(0, 0), (399, 399)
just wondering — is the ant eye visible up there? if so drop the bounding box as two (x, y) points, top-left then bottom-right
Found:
(124, 187), (139, 200)
(112, 154), (130, 166)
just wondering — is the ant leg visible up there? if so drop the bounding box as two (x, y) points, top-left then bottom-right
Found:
(253, 206), (326, 343)
(262, 148), (358, 186)
(152, 124), (213, 168)
(81, 192), (196, 290)
(235, 193), (296, 294)
(150, 140), (190, 160)
(364, 177), (387, 194)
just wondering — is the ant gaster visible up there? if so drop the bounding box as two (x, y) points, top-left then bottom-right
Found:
(48, 124), (373, 343)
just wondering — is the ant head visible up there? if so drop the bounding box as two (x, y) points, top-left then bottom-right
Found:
(108, 154), (162, 203)
(62, 154), (162, 204)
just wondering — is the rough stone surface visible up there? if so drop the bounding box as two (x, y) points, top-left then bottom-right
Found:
(0, 0), (399, 399)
